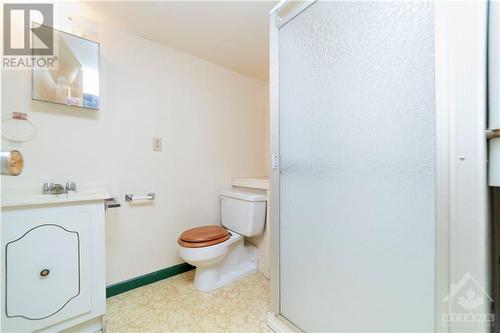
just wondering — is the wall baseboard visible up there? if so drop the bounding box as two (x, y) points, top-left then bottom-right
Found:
(106, 263), (194, 298)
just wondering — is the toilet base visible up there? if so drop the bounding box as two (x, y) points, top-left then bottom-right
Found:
(193, 239), (257, 292)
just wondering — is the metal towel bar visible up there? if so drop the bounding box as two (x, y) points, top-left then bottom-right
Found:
(125, 192), (155, 202)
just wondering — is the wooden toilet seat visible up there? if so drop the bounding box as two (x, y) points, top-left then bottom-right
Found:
(177, 225), (230, 248)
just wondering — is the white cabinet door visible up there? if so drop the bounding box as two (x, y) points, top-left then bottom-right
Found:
(6, 224), (80, 319)
(2, 206), (92, 332)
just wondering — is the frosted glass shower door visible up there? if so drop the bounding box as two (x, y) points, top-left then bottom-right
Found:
(278, 1), (436, 331)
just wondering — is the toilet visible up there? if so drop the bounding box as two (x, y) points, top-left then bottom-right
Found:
(177, 190), (267, 291)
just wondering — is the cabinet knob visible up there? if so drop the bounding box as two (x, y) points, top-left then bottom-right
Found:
(40, 269), (50, 277)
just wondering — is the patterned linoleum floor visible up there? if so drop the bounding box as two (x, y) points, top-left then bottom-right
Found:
(106, 270), (271, 333)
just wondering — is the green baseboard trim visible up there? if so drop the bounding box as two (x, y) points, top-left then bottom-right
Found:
(106, 262), (194, 298)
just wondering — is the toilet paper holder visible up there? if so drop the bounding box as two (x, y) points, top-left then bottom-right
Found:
(105, 197), (121, 209)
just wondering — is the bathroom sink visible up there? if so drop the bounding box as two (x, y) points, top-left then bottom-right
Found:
(1, 189), (110, 208)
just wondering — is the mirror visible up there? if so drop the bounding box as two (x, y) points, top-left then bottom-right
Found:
(32, 26), (100, 110)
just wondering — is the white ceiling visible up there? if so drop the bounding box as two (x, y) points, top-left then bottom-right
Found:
(84, 1), (276, 81)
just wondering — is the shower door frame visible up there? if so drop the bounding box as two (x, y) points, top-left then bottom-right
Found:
(268, 1), (489, 332)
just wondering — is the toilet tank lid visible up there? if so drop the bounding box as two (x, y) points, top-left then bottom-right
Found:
(220, 190), (267, 202)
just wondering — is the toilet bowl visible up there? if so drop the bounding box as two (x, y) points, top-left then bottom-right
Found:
(177, 190), (266, 291)
(179, 230), (257, 291)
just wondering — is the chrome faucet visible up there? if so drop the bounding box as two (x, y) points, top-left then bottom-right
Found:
(42, 182), (77, 195)
(42, 183), (66, 194)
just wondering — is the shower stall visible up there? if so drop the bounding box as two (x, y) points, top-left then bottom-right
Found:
(268, 1), (489, 332)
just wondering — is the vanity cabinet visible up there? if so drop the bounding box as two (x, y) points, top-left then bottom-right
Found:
(1, 201), (105, 333)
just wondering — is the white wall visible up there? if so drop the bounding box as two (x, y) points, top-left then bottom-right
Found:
(1, 3), (268, 285)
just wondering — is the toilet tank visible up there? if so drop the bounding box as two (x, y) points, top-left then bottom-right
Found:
(220, 190), (267, 237)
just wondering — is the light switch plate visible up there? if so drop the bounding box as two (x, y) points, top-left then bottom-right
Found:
(152, 137), (162, 152)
